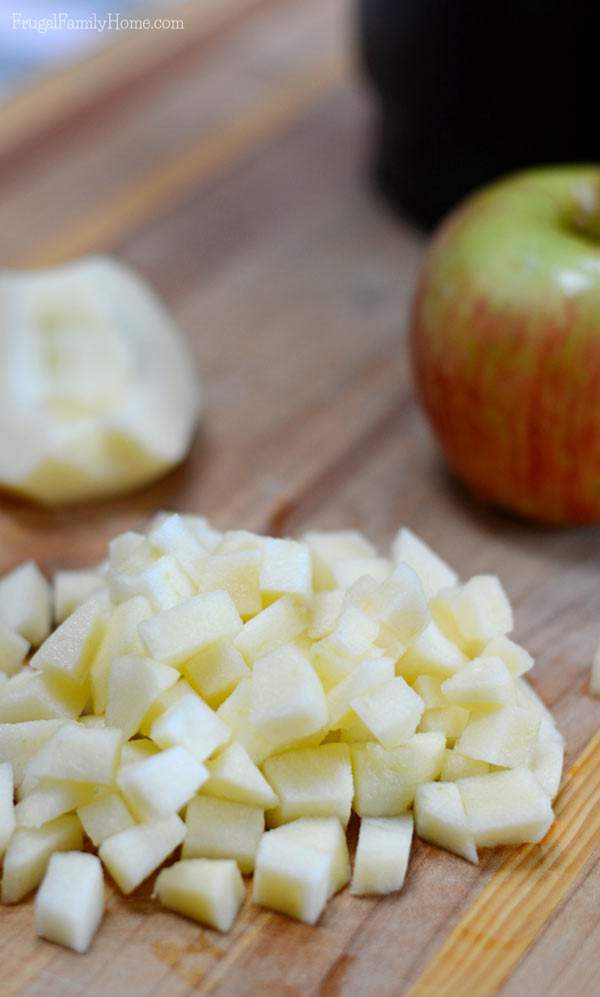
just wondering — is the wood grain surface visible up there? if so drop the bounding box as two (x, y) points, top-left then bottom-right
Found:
(0, 0), (599, 994)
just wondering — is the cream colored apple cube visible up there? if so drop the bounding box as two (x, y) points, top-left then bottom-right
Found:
(1, 813), (83, 903)
(53, 570), (105, 625)
(119, 738), (159, 769)
(412, 675), (447, 709)
(150, 688), (230, 762)
(217, 529), (265, 555)
(514, 678), (563, 741)
(15, 780), (95, 828)
(391, 527), (458, 599)
(267, 817), (350, 897)
(36, 851), (104, 953)
(351, 814), (413, 895)
(359, 564), (430, 651)
(482, 635), (533, 677)
(263, 743), (353, 826)
(109, 531), (154, 572)
(307, 589), (344, 640)
(233, 595), (307, 664)
(457, 768), (554, 847)
(414, 781), (477, 863)
(0, 719), (65, 785)
(155, 858), (244, 932)
(0, 669), (87, 723)
(110, 554), (193, 612)
(0, 561), (51, 646)
(250, 643), (327, 751)
(351, 732), (445, 817)
(312, 606), (380, 688)
(148, 513), (207, 584)
(351, 677), (424, 749)
(201, 550), (262, 618)
(203, 742), (278, 808)
(441, 655), (515, 708)
(260, 538), (312, 602)
(118, 746), (207, 821)
(304, 530), (377, 590)
(456, 706), (539, 768)
(183, 795), (264, 873)
(183, 639), (249, 709)
(99, 814), (186, 893)
(440, 749), (490, 781)
(530, 740), (563, 800)
(397, 621), (466, 681)
(217, 680), (275, 765)
(0, 762), (15, 857)
(0, 621), (30, 677)
(139, 591), (242, 668)
(419, 706), (471, 745)
(327, 656), (395, 729)
(106, 655), (179, 740)
(182, 514), (222, 553)
(252, 830), (330, 925)
(432, 576), (513, 655)
(91, 595), (153, 714)
(31, 591), (108, 685)
(26, 724), (122, 785)
(332, 557), (392, 589)
(77, 791), (136, 847)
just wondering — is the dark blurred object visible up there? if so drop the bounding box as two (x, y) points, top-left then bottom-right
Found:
(358, 0), (596, 227)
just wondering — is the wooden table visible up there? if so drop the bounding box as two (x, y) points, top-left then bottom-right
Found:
(0, 1), (599, 993)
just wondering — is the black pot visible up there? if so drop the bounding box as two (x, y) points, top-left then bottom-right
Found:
(358, 0), (595, 227)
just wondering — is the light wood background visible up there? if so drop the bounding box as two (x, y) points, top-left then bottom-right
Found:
(0, 1), (599, 993)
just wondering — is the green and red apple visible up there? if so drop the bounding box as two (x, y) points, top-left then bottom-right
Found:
(410, 166), (600, 524)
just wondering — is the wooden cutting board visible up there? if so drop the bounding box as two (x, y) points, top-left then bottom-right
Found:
(0, 1), (599, 993)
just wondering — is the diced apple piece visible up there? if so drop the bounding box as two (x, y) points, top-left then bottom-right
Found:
(182, 514), (222, 553)
(0, 669), (87, 723)
(109, 532), (155, 572)
(419, 706), (470, 744)
(514, 678), (563, 742)
(530, 740), (563, 800)
(204, 742), (278, 808)
(106, 655), (179, 740)
(31, 591), (108, 685)
(118, 746), (207, 821)
(260, 538), (312, 602)
(0, 621), (30, 677)
(110, 555), (193, 612)
(440, 749), (490, 781)
(456, 706), (539, 768)
(201, 550), (262, 617)
(26, 724), (122, 785)
(414, 781), (477, 863)
(263, 744), (353, 826)
(327, 656), (395, 729)
(351, 733), (445, 817)
(53, 570), (105, 625)
(356, 564), (430, 654)
(217, 529), (265, 555)
(0, 719), (65, 784)
(36, 852), (104, 953)
(312, 606), (380, 688)
(391, 527), (458, 599)
(119, 738), (159, 769)
(234, 596), (307, 664)
(268, 817), (350, 897)
(397, 621), (467, 681)
(332, 557), (392, 589)
(150, 689), (230, 762)
(250, 643), (327, 751)
(183, 640), (249, 709)
(307, 590), (344, 640)
(99, 815), (186, 893)
(0, 762), (15, 856)
(91, 595), (153, 714)
(1, 814), (83, 903)
(155, 858), (244, 932)
(148, 513), (206, 583)
(304, 530), (377, 591)
(482, 635), (533, 677)
(139, 591), (242, 668)
(183, 795), (264, 873)
(80, 715), (105, 728)
(77, 792), (136, 847)
(457, 768), (554, 847)
(15, 780), (95, 828)
(432, 576), (513, 655)
(252, 830), (330, 925)
(412, 675), (447, 709)
(441, 655), (515, 708)
(216, 680), (274, 765)
(351, 814), (413, 895)
(351, 677), (424, 749)
(0, 561), (51, 646)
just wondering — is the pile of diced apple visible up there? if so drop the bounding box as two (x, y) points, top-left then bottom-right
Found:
(0, 515), (564, 953)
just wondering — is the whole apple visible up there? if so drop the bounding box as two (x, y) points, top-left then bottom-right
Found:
(410, 166), (600, 524)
